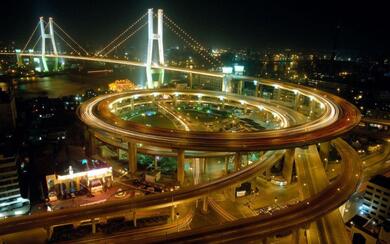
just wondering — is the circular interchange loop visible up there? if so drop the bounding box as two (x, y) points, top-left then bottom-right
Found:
(78, 80), (361, 152)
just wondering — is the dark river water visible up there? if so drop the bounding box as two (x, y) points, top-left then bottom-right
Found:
(13, 68), (148, 98)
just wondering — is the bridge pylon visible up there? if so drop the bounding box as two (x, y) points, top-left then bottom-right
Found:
(39, 17), (58, 72)
(146, 9), (164, 88)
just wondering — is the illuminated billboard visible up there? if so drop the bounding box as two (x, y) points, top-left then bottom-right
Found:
(222, 66), (233, 74)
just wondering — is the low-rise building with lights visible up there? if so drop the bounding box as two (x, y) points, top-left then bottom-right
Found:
(46, 164), (113, 200)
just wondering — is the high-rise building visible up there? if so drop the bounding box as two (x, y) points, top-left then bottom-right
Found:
(362, 175), (390, 221)
(0, 82), (17, 133)
(0, 138), (30, 218)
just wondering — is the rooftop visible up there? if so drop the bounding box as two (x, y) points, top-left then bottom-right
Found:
(369, 175), (390, 190)
(346, 215), (378, 237)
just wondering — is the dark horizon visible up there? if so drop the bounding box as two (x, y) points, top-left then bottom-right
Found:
(1, 0), (389, 56)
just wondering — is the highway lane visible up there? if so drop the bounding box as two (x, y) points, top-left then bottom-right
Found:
(295, 145), (351, 244)
(146, 138), (362, 243)
(0, 52), (364, 242)
(79, 89), (360, 152)
(0, 53), (224, 78)
(62, 207), (194, 243)
(3, 53), (361, 151)
(0, 150), (284, 235)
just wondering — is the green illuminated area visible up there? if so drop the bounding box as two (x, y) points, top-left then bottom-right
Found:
(116, 100), (279, 132)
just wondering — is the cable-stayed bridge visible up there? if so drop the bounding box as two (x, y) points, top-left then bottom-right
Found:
(1, 8), (225, 89)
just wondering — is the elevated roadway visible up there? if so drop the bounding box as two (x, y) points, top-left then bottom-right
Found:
(79, 89), (360, 152)
(0, 150), (284, 235)
(0, 52), (224, 78)
(145, 138), (362, 243)
(295, 145), (351, 244)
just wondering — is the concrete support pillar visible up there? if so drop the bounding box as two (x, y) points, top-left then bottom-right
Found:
(227, 185), (237, 201)
(238, 80), (243, 95)
(258, 84), (264, 97)
(234, 152), (241, 171)
(222, 75), (232, 93)
(130, 97), (134, 110)
(170, 206), (175, 223)
(86, 131), (97, 157)
(128, 142), (137, 175)
(92, 218), (97, 234)
(282, 149), (295, 184)
(154, 156), (158, 169)
(189, 73), (193, 89)
(177, 149), (185, 185)
(133, 211), (137, 227)
(224, 156), (228, 174)
(244, 153), (249, 166)
(202, 196), (208, 213)
(199, 158), (204, 174)
(291, 228), (300, 244)
(319, 142), (330, 166)
(265, 167), (271, 179)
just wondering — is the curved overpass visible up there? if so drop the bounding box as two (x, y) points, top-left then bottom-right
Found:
(0, 52), (363, 242)
(79, 88), (360, 151)
(0, 150), (284, 235)
(145, 138), (362, 243)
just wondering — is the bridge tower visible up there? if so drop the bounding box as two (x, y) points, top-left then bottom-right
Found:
(39, 17), (58, 72)
(146, 9), (165, 88)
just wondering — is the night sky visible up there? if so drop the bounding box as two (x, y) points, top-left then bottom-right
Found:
(1, 0), (389, 55)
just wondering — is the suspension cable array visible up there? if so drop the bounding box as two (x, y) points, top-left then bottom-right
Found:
(104, 21), (148, 56)
(20, 18), (89, 57)
(163, 14), (222, 67)
(53, 30), (81, 55)
(52, 20), (89, 55)
(19, 10), (222, 70)
(21, 22), (40, 53)
(96, 12), (148, 56)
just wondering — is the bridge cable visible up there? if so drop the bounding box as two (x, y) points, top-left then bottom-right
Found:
(31, 36), (42, 51)
(96, 12), (148, 56)
(163, 20), (218, 67)
(21, 22), (40, 53)
(163, 18), (220, 67)
(163, 20), (213, 65)
(52, 21), (89, 55)
(53, 30), (81, 55)
(163, 14), (221, 66)
(103, 21), (148, 56)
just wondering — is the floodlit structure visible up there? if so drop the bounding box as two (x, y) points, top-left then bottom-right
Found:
(46, 166), (113, 197)
(39, 17), (58, 72)
(146, 8), (165, 88)
(0, 8), (370, 243)
(0, 154), (30, 218)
